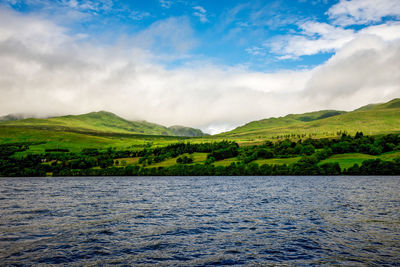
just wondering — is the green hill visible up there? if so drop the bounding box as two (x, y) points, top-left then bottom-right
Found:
(1, 99), (400, 152)
(354, 103), (380, 111)
(0, 111), (206, 137)
(0, 111), (207, 153)
(218, 98), (400, 140)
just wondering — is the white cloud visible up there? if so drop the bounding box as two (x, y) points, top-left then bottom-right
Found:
(265, 20), (400, 59)
(360, 22), (400, 41)
(8, 0), (114, 13)
(0, 8), (311, 133)
(0, 7), (74, 53)
(193, 6), (208, 23)
(159, 0), (173, 9)
(0, 7), (399, 134)
(130, 10), (150, 21)
(303, 34), (400, 110)
(261, 0), (400, 60)
(6, 0), (18, 4)
(245, 46), (267, 56)
(66, 0), (114, 12)
(328, 0), (400, 26)
(266, 21), (355, 58)
(193, 6), (206, 14)
(128, 16), (196, 55)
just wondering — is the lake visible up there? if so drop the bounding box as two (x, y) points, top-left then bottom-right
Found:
(0, 176), (399, 265)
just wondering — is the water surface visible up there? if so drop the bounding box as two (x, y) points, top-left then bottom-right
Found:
(0, 176), (399, 265)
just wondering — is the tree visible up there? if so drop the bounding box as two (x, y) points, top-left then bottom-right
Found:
(257, 148), (274, 159)
(300, 144), (315, 155)
(176, 155), (193, 164)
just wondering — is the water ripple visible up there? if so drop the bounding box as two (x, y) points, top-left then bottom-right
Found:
(0, 176), (399, 266)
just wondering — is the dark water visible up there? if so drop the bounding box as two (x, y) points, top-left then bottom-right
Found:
(0, 176), (399, 266)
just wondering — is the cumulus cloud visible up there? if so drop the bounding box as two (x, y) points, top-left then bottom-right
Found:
(303, 35), (400, 110)
(360, 22), (400, 41)
(0, 6), (399, 134)
(328, 0), (400, 26)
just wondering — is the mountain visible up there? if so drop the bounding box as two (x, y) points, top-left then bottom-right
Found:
(218, 98), (400, 139)
(0, 111), (207, 137)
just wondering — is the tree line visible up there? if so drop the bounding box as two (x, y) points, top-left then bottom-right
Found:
(0, 132), (399, 176)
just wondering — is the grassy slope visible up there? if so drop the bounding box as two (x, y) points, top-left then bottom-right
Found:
(110, 151), (399, 170)
(319, 151), (400, 170)
(0, 111), (208, 152)
(0, 111), (207, 137)
(319, 153), (376, 170)
(221, 110), (346, 136)
(1, 98), (400, 153)
(111, 153), (208, 168)
(253, 157), (302, 166)
(148, 153), (208, 168)
(0, 111), (174, 135)
(3, 126), (185, 155)
(218, 99), (400, 140)
(214, 158), (240, 167)
(106, 149), (400, 170)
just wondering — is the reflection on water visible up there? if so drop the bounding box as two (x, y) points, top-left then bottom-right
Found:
(0, 176), (399, 265)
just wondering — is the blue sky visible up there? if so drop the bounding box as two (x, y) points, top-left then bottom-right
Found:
(0, 0), (350, 70)
(0, 0), (400, 133)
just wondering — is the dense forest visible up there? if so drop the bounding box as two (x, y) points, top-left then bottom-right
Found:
(1, 132), (400, 177)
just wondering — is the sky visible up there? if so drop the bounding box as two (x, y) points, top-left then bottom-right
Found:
(0, 0), (399, 134)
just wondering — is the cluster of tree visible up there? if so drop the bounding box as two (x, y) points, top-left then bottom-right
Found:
(138, 141), (238, 166)
(236, 139), (321, 162)
(0, 142), (43, 159)
(262, 132), (400, 158)
(319, 132), (399, 155)
(0, 142), (47, 176)
(207, 143), (239, 161)
(346, 159), (400, 175)
(0, 155), (46, 177)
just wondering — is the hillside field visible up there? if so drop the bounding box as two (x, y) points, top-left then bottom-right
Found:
(218, 98), (400, 143)
(1, 98), (400, 162)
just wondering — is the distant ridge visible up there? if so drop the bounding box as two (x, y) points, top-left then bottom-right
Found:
(0, 113), (43, 122)
(168, 125), (209, 137)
